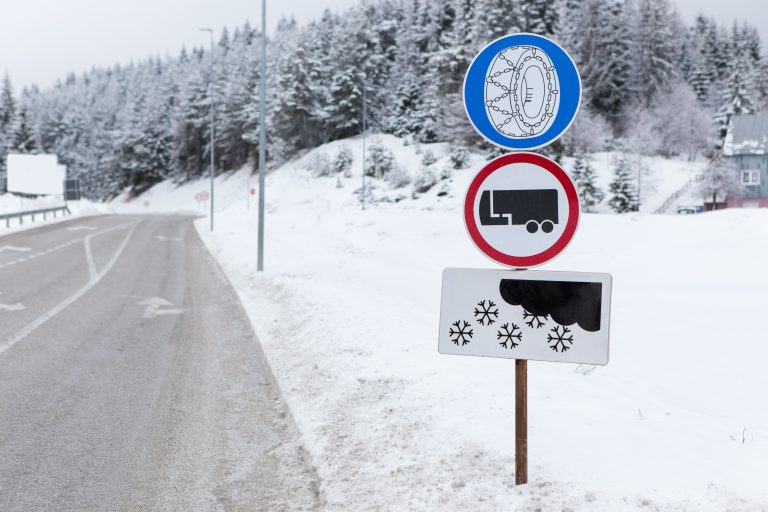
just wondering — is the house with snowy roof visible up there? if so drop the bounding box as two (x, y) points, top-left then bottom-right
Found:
(722, 115), (768, 208)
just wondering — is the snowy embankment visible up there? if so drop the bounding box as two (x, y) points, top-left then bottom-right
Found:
(0, 194), (106, 235)
(120, 136), (765, 510)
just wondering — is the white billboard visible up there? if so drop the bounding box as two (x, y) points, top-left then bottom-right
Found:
(6, 154), (65, 195)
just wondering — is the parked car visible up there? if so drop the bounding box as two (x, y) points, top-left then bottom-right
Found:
(677, 205), (703, 214)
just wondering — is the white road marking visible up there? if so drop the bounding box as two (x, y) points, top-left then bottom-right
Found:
(84, 233), (98, 281)
(0, 246), (31, 253)
(156, 235), (182, 242)
(67, 225), (97, 232)
(0, 292), (25, 313)
(0, 222), (132, 271)
(0, 223), (139, 357)
(136, 297), (185, 319)
(0, 302), (25, 312)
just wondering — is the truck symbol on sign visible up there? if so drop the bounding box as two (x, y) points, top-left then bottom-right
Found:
(479, 189), (558, 233)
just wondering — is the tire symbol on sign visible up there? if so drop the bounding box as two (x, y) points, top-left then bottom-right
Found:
(479, 189), (558, 234)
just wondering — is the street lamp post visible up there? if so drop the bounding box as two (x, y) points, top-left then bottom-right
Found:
(200, 28), (215, 231)
(361, 82), (366, 210)
(257, 0), (267, 271)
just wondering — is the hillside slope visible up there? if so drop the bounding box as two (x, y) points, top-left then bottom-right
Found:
(116, 138), (766, 510)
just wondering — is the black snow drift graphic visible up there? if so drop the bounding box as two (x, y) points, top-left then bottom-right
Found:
(499, 279), (602, 332)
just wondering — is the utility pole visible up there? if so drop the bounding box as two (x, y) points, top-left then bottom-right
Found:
(257, 0), (267, 271)
(361, 82), (366, 210)
(200, 28), (215, 231)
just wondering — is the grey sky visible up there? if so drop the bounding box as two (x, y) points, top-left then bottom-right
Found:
(1, 0), (766, 92)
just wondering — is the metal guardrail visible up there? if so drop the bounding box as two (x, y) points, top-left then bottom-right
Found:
(0, 206), (71, 228)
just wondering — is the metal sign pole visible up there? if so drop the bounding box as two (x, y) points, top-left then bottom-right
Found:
(515, 359), (528, 485)
(200, 27), (215, 232)
(361, 82), (366, 211)
(257, 0), (267, 272)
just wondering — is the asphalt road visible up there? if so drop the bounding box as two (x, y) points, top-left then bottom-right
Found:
(0, 215), (318, 511)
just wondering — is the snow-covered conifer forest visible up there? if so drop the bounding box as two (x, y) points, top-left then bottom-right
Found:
(0, 0), (765, 200)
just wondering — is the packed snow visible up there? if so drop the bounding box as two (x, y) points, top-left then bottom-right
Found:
(0, 194), (106, 235)
(14, 135), (764, 510)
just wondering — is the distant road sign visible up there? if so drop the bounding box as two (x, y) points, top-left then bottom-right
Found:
(463, 33), (581, 150)
(250, 188), (256, 196)
(439, 268), (611, 365)
(199, 190), (210, 202)
(464, 152), (579, 268)
(64, 179), (81, 201)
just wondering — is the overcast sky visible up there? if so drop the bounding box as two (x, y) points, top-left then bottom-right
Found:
(1, 0), (766, 92)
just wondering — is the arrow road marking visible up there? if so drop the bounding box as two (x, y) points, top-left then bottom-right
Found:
(0, 222), (139, 358)
(137, 297), (185, 319)
(0, 246), (31, 253)
(67, 225), (97, 232)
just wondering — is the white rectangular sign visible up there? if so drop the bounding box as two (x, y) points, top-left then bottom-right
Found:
(6, 154), (64, 195)
(439, 268), (612, 365)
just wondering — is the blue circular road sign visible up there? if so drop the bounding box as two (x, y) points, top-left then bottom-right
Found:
(464, 33), (581, 151)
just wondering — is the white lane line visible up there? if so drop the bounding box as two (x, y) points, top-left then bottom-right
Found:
(0, 246), (31, 253)
(0, 222), (133, 271)
(0, 303), (25, 312)
(84, 233), (98, 281)
(0, 222), (139, 357)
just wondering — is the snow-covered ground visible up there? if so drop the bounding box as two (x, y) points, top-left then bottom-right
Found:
(0, 193), (106, 235)
(106, 137), (767, 510)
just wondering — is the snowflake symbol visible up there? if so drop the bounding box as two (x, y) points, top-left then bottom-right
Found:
(547, 325), (574, 353)
(523, 309), (548, 329)
(449, 320), (473, 346)
(497, 323), (522, 349)
(474, 300), (499, 326)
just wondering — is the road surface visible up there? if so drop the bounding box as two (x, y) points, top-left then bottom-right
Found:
(0, 215), (318, 511)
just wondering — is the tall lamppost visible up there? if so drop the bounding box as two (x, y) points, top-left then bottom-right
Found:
(361, 82), (367, 211)
(200, 27), (215, 231)
(257, 0), (267, 271)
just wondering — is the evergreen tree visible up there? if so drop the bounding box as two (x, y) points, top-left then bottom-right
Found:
(13, 105), (37, 153)
(628, 0), (680, 104)
(608, 153), (639, 213)
(697, 150), (742, 208)
(572, 152), (604, 212)
(0, 74), (16, 178)
(520, 0), (558, 35)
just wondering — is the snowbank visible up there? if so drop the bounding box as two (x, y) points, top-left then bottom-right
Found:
(0, 193), (106, 235)
(179, 136), (767, 511)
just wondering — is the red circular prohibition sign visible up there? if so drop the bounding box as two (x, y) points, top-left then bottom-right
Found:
(464, 152), (580, 268)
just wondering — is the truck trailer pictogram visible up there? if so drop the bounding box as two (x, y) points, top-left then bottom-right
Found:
(479, 189), (558, 233)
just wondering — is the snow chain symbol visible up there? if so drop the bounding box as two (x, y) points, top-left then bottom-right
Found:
(485, 45), (559, 138)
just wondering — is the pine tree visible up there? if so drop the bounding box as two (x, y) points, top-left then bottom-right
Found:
(608, 154), (639, 213)
(13, 105), (37, 153)
(0, 74), (16, 178)
(519, 0), (558, 35)
(628, 0), (680, 105)
(572, 152), (604, 212)
(697, 150), (742, 208)
(715, 23), (758, 140)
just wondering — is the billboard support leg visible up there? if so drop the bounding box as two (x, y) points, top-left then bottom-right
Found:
(515, 359), (528, 485)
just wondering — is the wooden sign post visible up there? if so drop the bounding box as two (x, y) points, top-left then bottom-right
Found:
(515, 359), (527, 485)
